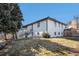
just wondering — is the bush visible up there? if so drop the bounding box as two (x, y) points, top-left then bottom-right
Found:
(0, 40), (7, 50)
(42, 33), (50, 38)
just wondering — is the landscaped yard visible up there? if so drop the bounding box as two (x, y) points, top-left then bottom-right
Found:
(0, 37), (79, 56)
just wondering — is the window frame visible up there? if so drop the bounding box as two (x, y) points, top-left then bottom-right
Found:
(37, 22), (40, 27)
(54, 32), (56, 35)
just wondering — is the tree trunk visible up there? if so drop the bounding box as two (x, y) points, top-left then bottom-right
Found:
(15, 32), (17, 39)
(4, 33), (7, 40)
(12, 32), (15, 40)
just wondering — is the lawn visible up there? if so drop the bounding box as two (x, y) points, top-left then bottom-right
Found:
(0, 37), (79, 56)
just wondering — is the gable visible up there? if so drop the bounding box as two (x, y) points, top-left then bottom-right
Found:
(23, 17), (66, 28)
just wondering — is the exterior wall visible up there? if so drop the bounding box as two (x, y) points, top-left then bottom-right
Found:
(48, 19), (65, 37)
(64, 28), (79, 37)
(64, 29), (72, 37)
(23, 20), (47, 37)
(24, 19), (66, 38)
(17, 29), (26, 39)
(33, 20), (47, 37)
(24, 25), (33, 37)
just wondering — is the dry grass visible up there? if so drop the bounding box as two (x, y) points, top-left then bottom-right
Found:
(44, 38), (79, 49)
(0, 37), (79, 56)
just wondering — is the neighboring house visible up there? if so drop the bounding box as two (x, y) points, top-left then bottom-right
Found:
(23, 17), (66, 37)
(64, 17), (79, 37)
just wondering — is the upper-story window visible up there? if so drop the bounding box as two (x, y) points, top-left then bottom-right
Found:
(59, 24), (63, 28)
(37, 22), (40, 27)
(56, 22), (60, 27)
(54, 21), (57, 27)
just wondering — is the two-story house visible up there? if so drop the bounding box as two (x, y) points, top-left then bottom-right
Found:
(23, 17), (66, 38)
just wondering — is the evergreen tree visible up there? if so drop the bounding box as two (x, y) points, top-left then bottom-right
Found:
(0, 3), (23, 40)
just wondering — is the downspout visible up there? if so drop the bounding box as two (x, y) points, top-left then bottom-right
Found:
(46, 20), (48, 33)
(32, 24), (33, 37)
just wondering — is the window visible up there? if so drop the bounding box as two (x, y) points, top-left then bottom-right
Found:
(54, 22), (57, 27)
(58, 32), (60, 35)
(37, 22), (40, 27)
(37, 32), (39, 35)
(57, 23), (59, 27)
(54, 32), (56, 35)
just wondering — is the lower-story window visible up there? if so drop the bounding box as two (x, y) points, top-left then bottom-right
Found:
(37, 32), (39, 35)
(54, 32), (56, 35)
(58, 32), (60, 35)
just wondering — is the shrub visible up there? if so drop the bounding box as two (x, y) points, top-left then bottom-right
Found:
(42, 33), (50, 38)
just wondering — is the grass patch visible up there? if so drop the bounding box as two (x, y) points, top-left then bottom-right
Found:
(0, 37), (79, 56)
(64, 37), (79, 41)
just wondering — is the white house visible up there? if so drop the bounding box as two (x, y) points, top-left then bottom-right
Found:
(23, 17), (66, 37)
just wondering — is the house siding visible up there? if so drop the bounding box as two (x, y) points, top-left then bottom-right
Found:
(26, 25), (33, 37)
(33, 20), (47, 37)
(23, 17), (66, 38)
(48, 19), (65, 37)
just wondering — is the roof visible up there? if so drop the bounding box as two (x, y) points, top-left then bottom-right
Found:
(23, 17), (67, 28)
